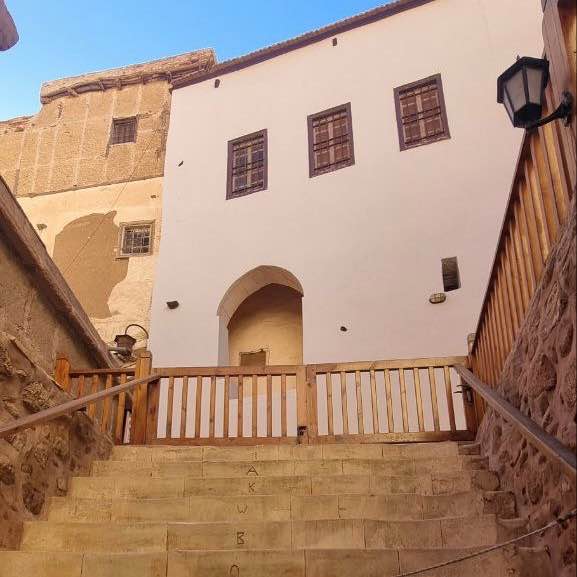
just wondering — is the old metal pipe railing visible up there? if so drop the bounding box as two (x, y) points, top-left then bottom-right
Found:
(456, 365), (576, 482)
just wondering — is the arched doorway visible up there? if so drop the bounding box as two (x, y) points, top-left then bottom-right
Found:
(217, 266), (304, 366)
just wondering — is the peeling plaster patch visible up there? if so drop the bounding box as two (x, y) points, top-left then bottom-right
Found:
(52, 212), (129, 318)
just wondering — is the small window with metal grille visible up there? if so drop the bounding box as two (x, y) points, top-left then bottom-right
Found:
(394, 74), (450, 151)
(308, 103), (355, 177)
(442, 257), (461, 292)
(110, 117), (138, 145)
(119, 222), (153, 257)
(227, 130), (267, 199)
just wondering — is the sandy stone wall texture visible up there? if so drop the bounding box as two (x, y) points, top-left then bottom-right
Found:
(0, 80), (169, 197)
(0, 183), (113, 548)
(477, 195), (576, 577)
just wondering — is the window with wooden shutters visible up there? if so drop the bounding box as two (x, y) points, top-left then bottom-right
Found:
(110, 117), (138, 145)
(227, 130), (268, 199)
(394, 74), (450, 151)
(308, 103), (355, 177)
(119, 222), (154, 257)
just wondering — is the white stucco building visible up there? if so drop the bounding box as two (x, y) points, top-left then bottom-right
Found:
(150, 0), (542, 367)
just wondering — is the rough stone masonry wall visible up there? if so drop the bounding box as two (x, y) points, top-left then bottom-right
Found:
(477, 195), (576, 577)
(0, 225), (112, 549)
(0, 80), (169, 197)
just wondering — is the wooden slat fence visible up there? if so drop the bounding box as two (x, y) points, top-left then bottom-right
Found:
(149, 365), (306, 445)
(469, 0), (575, 420)
(55, 358), (136, 443)
(307, 357), (475, 444)
(56, 356), (475, 446)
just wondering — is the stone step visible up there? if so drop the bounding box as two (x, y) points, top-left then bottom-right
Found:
(69, 470), (499, 499)
(91, 455), (488, 479)
(110, 441), (461, 463)
(20, 516), (525, 553)
(48, 491), (515, 523)
(0, 547), (553, 577)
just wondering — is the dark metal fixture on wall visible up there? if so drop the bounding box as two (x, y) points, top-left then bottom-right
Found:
(497, 56), (573, 130)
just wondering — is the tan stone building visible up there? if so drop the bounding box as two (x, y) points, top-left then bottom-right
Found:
(0, 49), (214, 349)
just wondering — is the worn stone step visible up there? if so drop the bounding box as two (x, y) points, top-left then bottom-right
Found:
(20, 516), (524, 553)
(91, 455), (487, 479)
(69, 469), (499, 500)
(48, 491), (515, 523)
(20, 521), (167, 553)
(0, 547), (553, 577)
(110, 442), (461, 463)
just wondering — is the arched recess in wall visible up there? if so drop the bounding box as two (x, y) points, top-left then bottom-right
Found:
(217, 266), (304, 366)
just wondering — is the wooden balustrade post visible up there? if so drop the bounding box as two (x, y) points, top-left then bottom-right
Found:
(54, 355), (71, 392)
(130, 351), (152, 445)
(296, 366), (311, 443)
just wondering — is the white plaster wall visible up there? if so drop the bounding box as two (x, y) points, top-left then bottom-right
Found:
(18, 178), (162, 346)
(150, 0), (543, 366)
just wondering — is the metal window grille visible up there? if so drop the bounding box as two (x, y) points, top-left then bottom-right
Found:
(395, 75), (450, 150)
(120, 223), (153, 257)
(442, 257), (461, 292)
(227, 130), (267, 198)
(111, 117), (137, 145)
(309, 104), (354, 176)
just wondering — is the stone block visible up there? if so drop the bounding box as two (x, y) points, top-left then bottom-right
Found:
(202, 460), (295, 478)
(82, 553), (167, 577)
(69, 477), (185, 499)
(48, 160), (75, 192)
(293, 519), (365, 549)
(167, 521), (292, 551)
(364, 519), (443, 548)
(0, 552), (82, 577)
(305, 550), (400, 577)
(291, 495), (339, 520)
(167, 550), (305, 577)
(311, 475), (370, 495)
(21, 521), (167, 553)
(184, 475), (311, 497)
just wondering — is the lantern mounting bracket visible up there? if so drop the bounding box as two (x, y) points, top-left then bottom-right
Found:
(525, 91), (573, 130)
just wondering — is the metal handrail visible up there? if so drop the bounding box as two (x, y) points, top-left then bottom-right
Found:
(455, 366), (576, 482)
(0, 373), (159, 439)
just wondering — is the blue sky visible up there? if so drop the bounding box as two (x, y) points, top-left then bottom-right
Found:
(1, 0), (392, 120)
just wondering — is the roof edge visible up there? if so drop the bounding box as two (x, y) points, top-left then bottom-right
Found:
(41, 49), (216, 104)
(171, 0), (435, 90)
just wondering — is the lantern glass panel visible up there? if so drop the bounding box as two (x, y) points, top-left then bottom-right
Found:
(526, 66), (544, 105)
(507, 69), (526, 113)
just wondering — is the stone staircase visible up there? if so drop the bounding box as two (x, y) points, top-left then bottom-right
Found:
(0, 442), (552, 576)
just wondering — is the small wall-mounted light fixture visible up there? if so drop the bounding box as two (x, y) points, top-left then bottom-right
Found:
(497, 56), (573, 130)
(340, 326), (348, 332)
(429, 293), (447, 305)
(332, 37), (338, 46)
(467, 333), (476, 353)
(109, 324), (149, 359)
(167, 300), (179, 310)
(214, 79), (221, 88)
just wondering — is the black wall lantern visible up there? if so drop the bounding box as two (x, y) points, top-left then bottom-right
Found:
(497, 56), (573, 130)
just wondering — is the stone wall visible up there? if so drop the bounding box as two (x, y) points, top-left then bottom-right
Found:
(477, 195), (576, 577)
(0, 49), (214, 197)
(0, 176), (114, 548)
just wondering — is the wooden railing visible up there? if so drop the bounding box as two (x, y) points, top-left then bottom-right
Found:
(307, 357), (475, 443)
(39, 354), (475, 447)
(149, 365), (307, 446)
(54, 356), (136, 443)
(456, 366), (576, 482)
(469, 0), (575, 402)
